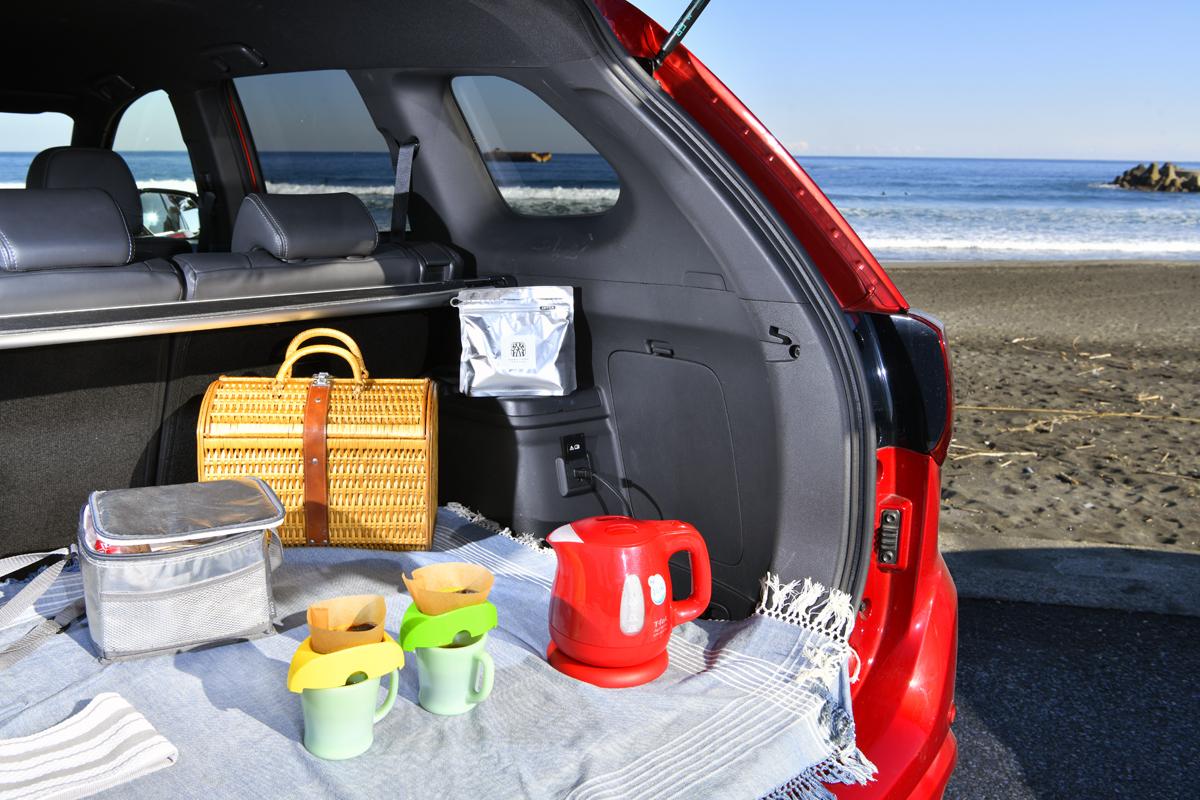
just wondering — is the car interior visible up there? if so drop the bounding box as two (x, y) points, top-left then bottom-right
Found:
(0, 0), (876, 619)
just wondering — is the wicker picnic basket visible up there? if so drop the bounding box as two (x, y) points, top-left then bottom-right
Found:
(196, 328), (437, 549)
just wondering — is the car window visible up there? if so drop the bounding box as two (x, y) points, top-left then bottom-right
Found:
(114, 91), (200, 238)
(451, 76), (619, 216)
(0, 111), (73, 189)
(234, 70), (393, 231)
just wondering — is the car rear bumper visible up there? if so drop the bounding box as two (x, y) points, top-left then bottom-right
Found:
(840, 447), (959, 798)
(839, 553), (958, 798)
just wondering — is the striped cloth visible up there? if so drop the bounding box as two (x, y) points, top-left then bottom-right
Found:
(0, 571), (84, 637)
(0, 693), (177, 800)
(0, 506), (872, 799)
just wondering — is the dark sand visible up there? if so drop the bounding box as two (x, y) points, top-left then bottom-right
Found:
(888, 261), (1200, 550)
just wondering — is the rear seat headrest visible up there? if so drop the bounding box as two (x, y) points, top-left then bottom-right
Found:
(26, 147), (143, 235)
(0, 189), (133, 271)
(231, 193), (378, 261)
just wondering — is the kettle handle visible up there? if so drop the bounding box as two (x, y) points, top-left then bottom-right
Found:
(658, 523), (712, 627)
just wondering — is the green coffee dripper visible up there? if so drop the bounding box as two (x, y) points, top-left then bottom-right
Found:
(399, 601), (498, 650)
(400, 562), (499, 715)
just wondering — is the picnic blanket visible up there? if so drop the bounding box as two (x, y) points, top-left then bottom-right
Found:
(0, 505), (875, 799)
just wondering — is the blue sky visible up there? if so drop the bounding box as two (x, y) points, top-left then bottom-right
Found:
(636, 0), (1200, 160)
(2, 1), (1196, 160)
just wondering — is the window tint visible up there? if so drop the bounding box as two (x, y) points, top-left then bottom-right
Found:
(114, 91), (200, 238)
(0, 112), (72, 190)
(452, 76), (619, 216)
(234, 70), (393, 230)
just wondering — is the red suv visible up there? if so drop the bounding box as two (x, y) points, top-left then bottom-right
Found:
(0, 0), (956, 796)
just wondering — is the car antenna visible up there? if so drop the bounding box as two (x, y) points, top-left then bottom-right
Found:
(649, 0), (713, 73)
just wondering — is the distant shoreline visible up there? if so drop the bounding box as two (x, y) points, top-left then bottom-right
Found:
(0, 150), (1197, 165)
(884, 258), (1200, 270)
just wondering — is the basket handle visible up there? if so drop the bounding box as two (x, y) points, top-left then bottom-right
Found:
(273, 344), (369, 388)
(284, 328), (365, 364)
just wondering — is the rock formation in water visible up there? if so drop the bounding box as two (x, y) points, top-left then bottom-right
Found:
(1112, 162), (1200, 192)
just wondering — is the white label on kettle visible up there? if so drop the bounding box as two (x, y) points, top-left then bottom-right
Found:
(648, 574), (667, 605)
(546, 524), (582, 544)
(619, 574), (645, 635)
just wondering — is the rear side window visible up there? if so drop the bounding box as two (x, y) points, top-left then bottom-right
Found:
(234, 70), (393, 230)
(114, 91), (200, 238)
(0, 112), (73, 188)
(114, 91), (192, 191)
(452, 76), (619, 216)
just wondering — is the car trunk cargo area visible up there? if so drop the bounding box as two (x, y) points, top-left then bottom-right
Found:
(1, 272), (857, 619)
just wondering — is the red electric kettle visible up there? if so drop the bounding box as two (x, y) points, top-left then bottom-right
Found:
(545, 516), (712, 688)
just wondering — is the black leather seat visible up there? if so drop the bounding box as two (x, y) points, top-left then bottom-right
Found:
(25, 146), (193, 261)
(174, 192), (464, 300)
(0, 189), (184, 314)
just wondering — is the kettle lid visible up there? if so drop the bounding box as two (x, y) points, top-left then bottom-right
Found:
(549, 516), (672, 548)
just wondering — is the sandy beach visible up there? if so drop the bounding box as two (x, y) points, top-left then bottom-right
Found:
(887, 260), (1200, 551)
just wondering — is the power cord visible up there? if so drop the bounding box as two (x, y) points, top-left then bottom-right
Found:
(572, 455), (633, 517)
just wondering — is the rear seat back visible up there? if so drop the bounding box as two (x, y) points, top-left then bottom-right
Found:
(0, 189), (183, 314)
(26, 147), (193, 261)
(175, 192), (465, 300)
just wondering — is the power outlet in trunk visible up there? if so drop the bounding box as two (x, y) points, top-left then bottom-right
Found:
(555, 433), (592, 497)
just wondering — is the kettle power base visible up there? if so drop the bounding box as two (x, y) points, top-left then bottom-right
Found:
(546, 641), (668, 688)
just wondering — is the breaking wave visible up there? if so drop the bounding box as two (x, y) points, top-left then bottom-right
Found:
(498, 186), (619, 215)
(6, 148), (1199, 261)
(866, 236), (1200, 258)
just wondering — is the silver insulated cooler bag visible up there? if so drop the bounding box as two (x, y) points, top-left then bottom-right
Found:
(78, 477), (285, 661)
(453, 285), (576, 397)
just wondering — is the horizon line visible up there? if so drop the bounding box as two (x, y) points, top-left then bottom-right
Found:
(0, 149), (1196, 164)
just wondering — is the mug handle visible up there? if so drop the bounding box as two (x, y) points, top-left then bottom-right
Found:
(374, 669), (399, 724)
(468, 651), (494, 704)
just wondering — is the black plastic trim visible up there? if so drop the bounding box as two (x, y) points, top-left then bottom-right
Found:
(854, 311), (951, 455)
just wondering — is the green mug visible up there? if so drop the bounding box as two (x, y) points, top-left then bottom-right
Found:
(414, 632), (494, 716)
(300, 669), (399, 759)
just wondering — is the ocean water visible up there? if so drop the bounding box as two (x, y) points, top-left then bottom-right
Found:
(2, 151), (1196, 261)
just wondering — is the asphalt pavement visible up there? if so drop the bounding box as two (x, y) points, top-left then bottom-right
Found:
(945, 598), (1200, 800)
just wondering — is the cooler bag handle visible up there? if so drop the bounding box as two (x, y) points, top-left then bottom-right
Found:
(284, 328), (366, 365)
(0, 547), (85, 671)
(273, 344), (369, 389)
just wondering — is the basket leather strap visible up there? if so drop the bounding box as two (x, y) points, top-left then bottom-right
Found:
(303, 382), (332, 546)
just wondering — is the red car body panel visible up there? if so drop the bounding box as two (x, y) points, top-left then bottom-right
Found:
(592, 0), (908, 314)
(592, 3), (958, 796)
(846, 447), (958, 798)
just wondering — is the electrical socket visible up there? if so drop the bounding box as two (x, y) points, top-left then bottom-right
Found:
(556, 433), (592, 497)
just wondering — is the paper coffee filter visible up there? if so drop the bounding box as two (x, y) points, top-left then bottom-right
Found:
(308, 594), (387, 654)
(402, 563), (494, 615)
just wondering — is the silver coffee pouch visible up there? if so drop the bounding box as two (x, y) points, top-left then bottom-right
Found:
(453, 286), (576, 397)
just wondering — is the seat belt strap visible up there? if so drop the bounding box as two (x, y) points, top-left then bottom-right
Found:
(389, 137), (419, 242)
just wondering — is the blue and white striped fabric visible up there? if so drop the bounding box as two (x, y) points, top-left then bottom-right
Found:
(0, 506), (873, 800)
(0, 693), (177, 800)
(0, 571), (83, 642)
